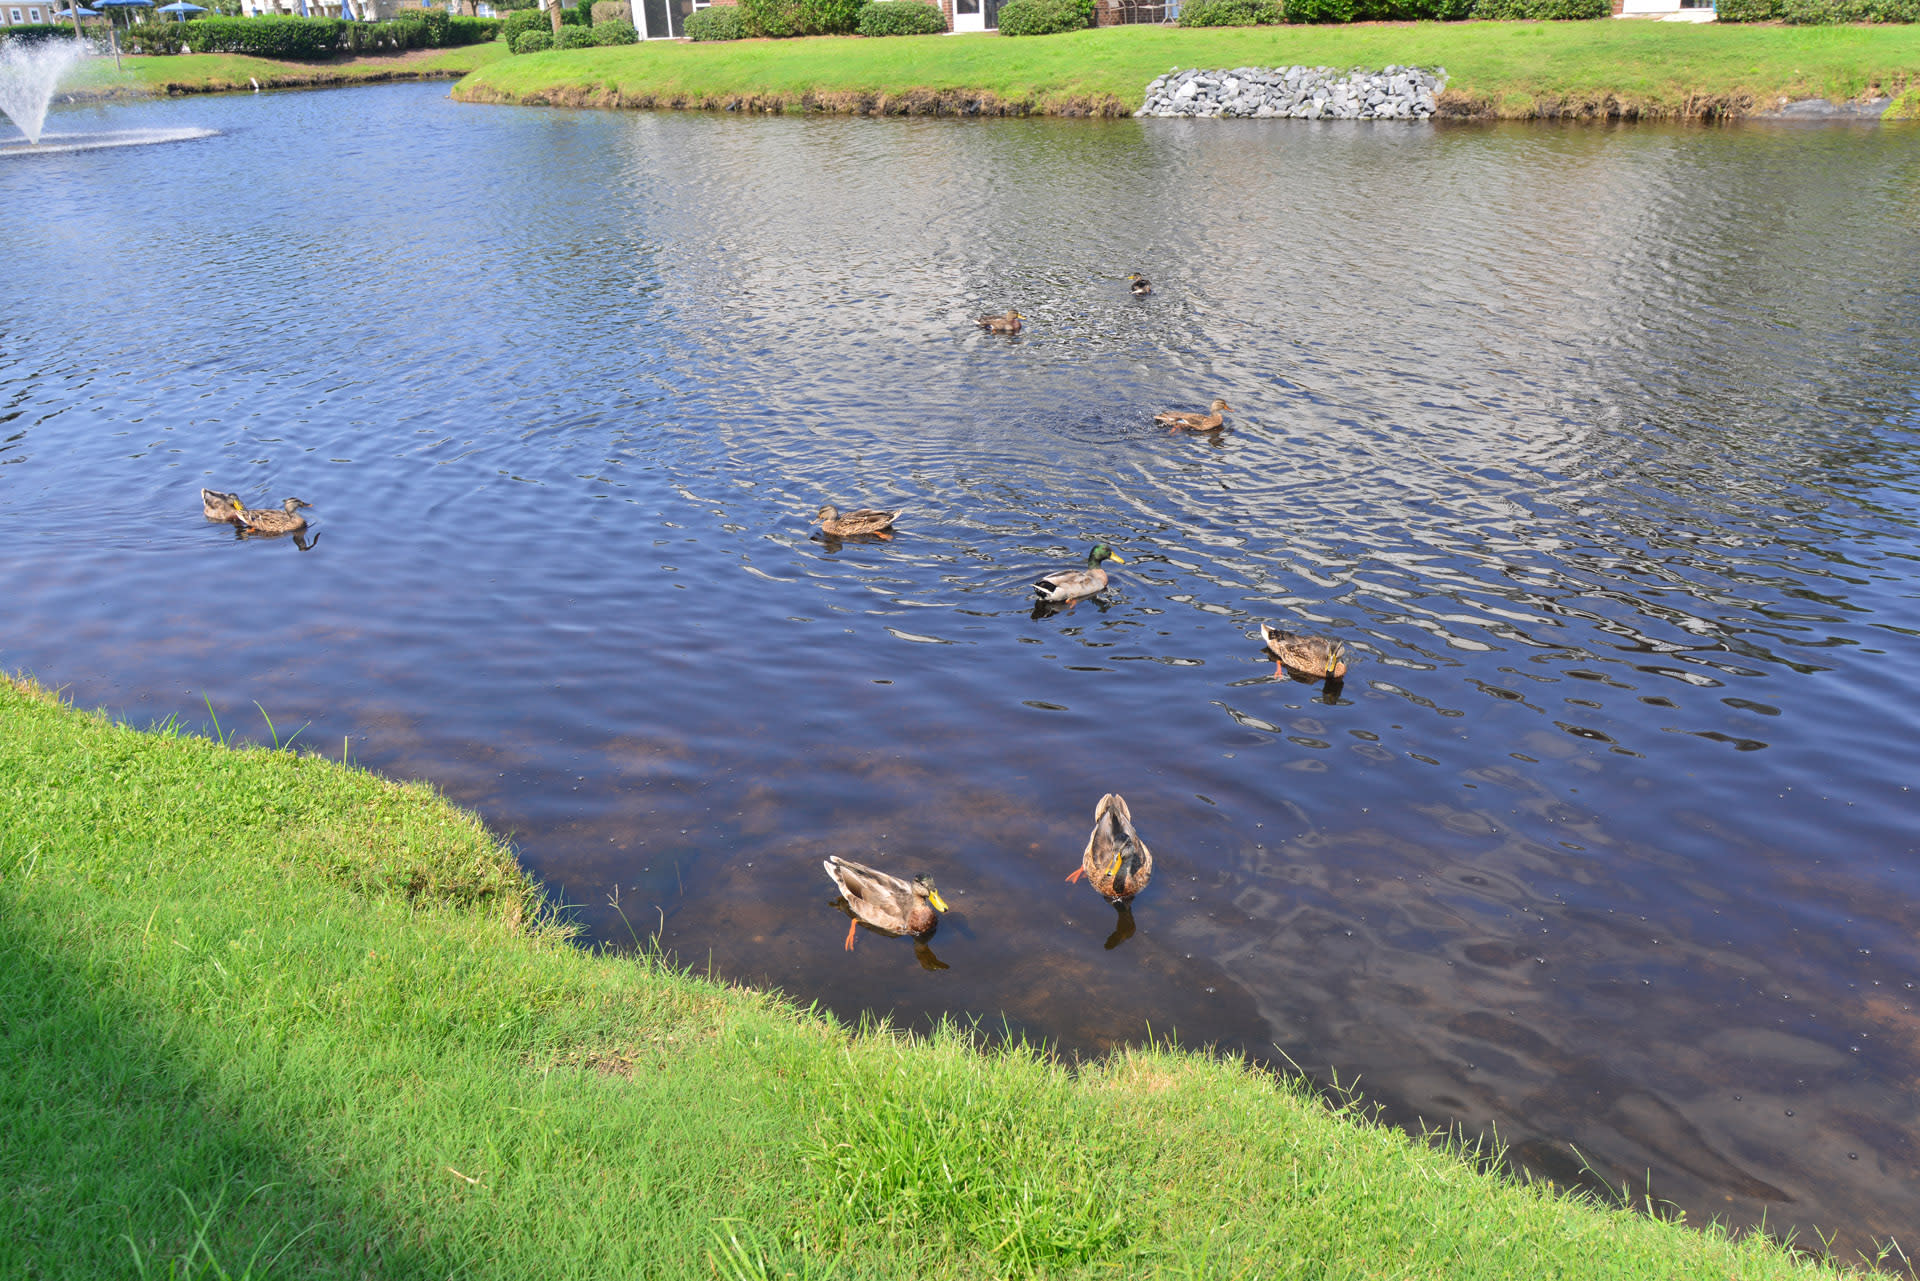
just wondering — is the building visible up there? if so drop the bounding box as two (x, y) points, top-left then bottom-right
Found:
(2, 2), (58, 23)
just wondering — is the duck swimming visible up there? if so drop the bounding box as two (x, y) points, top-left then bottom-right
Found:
(1067, 793), (1153, 904)
(815, 504), (905, 539)
(201, 489), (245, 523)
(1260, 624), (1347, 681)
(1033, 544), (1124, 605)
(823, 856), (949, 952)
(1154, 400), (1232, 433)
(976, 309), (1022, 334)
(1128, 274), (1152, 297)
(231, 496), (313, 536)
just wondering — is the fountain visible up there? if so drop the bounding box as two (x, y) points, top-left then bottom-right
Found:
(0, 36), (90, 146)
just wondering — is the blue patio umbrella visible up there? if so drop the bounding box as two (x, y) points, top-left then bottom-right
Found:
(156, 0), (207, 15)
(52, 5), (103, 12)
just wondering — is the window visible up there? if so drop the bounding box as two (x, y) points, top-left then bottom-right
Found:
(7, 8), (21, 21)
(29, 5), (42, 16)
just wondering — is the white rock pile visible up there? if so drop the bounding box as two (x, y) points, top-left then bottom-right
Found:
(1136, 65), (1447, 121)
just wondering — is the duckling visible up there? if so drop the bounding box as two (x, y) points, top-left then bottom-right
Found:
(1033, 543), (1124, 605)
(976, 309), (1022, 334)
(1154, 399), (1232, 433)
(1066, 793), (1153, 904)
(823, 856), (949, 951)
(815, 504), (904, 539)
(1260, 624), (1347, 681)
(234, 496), (313, 536)
(1128, 273), (1152, 297)
(201, 489), (244, 523)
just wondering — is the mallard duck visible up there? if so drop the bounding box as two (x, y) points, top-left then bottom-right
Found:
(1128, 273), (1152, 297)
(823, 855), (949, 951)
(1260, 624), (1347, 681)
(976, 309), (1022, 334)
(816, 504), (904, 539)
(234, 496), (313, 535)
(1033, 543), (1124, 605)
(1066, 793), (1153, 904)
(201, 488), (244, 523)
(1154, 399), (1232, 432)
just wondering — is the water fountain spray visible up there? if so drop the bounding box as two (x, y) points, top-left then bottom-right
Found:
(0, 38), (91, 147)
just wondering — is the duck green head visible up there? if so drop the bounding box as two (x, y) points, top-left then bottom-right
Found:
(1087, 544), (1125, 567)
(913, 875), (950, 914)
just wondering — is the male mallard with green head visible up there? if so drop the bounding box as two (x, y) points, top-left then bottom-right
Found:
(1154, 399), (1232, 433)
(816, 504), (905, 539)
(1033, 543), (1124, 605)
(1067, 793), (1153, 904)
(976, 309), (1022, 334)
(823, 856), (950, 951)
(1260, 624), (1347, 681)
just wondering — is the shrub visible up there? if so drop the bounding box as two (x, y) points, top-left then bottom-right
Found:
(173, 17), (349, 58)
(1468, 0), (1609, 15)
(1353, 0), (1471, 15)
(799, 0), (867, 30)
(394, 4), (450, 43)
(572, 0), (594, 21)
(1778, 0), (1917, 19)
(1176, 0), (1280, 23)
(1713, 0), (1776, 16)
(994, 0), (1092, 33)
(589, 16), (638, 39)
(589, 0), (630, 20)
(514, 27), (555, 49)
(500, 6), (551, 45)
(1282, 0), (1351, 19)
(553, 23), (594, 44)
(685, 3), (747, 35)
(445, 15), (504, 42)
(737, 0), (805, 33)
(0, 23), (88, 45)
(857, 0), (946, 32)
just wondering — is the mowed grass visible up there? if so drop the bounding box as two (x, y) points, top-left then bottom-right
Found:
(453, 21), (1920, 117)
(0, 673), (1865, 1278)
(65, 42), (505, 98)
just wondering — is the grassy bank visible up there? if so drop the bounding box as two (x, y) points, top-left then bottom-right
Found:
(62, 42), (505, 101)
(0, 673), (1864, 1278)
(448, 21), (1920, 119)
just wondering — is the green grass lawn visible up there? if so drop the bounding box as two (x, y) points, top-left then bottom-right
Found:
(65, 41), (505, 99)
(452, 21), (1920, 117)
(0, 673), (1871, 1278)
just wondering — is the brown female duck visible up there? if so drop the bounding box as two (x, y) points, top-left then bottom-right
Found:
(976, 309), (1022, 334)
(201, 489), (244, 523)
(1154, 399), (1232, 432)
(823, 856), (950, 951)
(1066, 793), (1153, 904)
(233, 496), (313, 536)
(1260, 624), (1347, 681)
(815, 504), (905, 539)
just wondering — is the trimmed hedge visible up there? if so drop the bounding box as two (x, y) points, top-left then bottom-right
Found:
(513, 27), (554, 50)
(995, 0), (1093, 33)
(1719, 0), (1917, 18)
(685, 3), (747, 36)
(1177, 0), (1281, 23)
(590, 16), (638, 40)
(1466, 0), (1609, 15)
(446, 15), (505, 42)
(0, 23), (87, 45)
(857, 0), (947, 32)
(553, 23), (594, 45)
(735, 0), (866, 33)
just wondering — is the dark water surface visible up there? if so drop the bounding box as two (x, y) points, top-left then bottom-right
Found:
(6, 84), (1920, 1257)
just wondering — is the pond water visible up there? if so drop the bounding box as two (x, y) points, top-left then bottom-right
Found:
(5, 82), (1918, 1259)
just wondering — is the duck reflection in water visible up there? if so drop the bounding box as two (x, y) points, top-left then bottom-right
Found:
(1103, 903), (1137, 951)
(229, 524), (322, 552)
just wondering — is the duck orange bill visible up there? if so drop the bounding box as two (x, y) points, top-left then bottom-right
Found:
(927, 890), (950, 913)
(1107, 849), (1126, 882)
(1108, 554), (1125, 564)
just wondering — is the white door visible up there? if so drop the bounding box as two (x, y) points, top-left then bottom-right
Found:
(951, 0), (985, 30)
